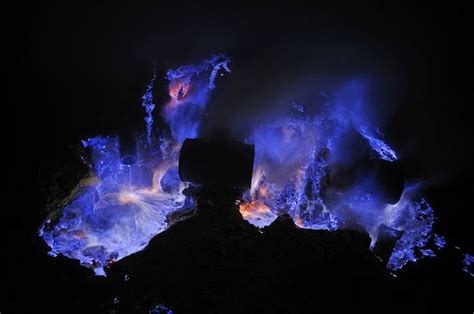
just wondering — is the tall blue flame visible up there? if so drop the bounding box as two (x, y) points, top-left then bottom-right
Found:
(142, 68), (157, 145)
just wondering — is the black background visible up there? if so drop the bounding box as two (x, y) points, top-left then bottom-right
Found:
(6, 2), (474, 312)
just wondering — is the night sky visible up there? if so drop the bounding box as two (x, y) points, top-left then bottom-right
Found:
(7, 3), (474, 312)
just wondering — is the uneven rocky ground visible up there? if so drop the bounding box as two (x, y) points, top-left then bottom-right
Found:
(7, 187), (473, 313)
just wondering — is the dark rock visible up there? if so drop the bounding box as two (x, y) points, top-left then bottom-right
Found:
(179, 136), (255, 189)
(323, 128), (404, 205)
(108, 187), (396, 313)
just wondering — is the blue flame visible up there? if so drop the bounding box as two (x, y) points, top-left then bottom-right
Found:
(358, 124), (398, 161)
(40, 134), (188, 275)
(40, 54), (230, 275)
(164, 53), (230, 142)
(242, 81), (437, 271)
(151, 304), (174, 314)
(463, 253), (474, 277)
(41, 57), (443, 275)
(433, 234), (446, 250)
(385, 197), (435, 270)
(142, 68), (157, 145)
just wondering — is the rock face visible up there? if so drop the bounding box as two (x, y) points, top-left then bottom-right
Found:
(109, 187), (396, 313)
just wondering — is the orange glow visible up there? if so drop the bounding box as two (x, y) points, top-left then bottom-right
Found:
(169, 81), (192, 101)
(239, 200), (272, 219)
(293, 215), (305, 228)
(118, 191), (143, 204)
(165, 81), (193, 115)
(257, 185), (270, 198)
